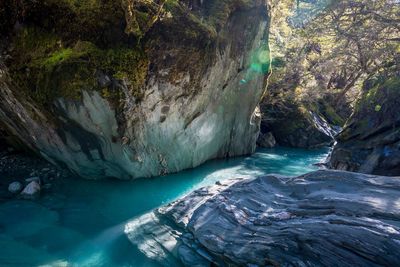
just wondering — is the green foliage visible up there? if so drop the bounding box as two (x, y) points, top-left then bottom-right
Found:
(264, 0), (400, 129)
(322, 103), (345, 126)
(343, 75), (400, 139)
(359, 77), (400, 112)
(163, 0), (179, 12)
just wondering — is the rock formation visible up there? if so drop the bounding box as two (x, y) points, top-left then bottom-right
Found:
(126, 170), (400, 266)
(257, 131), (276, 148)
(330, 74), (400, 175)
(259, 100), (339, 148)
(0, 0), (271, 179)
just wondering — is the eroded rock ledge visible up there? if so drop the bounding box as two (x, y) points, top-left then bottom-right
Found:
(125, 170), (400, 266)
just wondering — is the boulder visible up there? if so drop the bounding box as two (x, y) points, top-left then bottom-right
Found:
(20, 181), (41, 199)
(126, 170), (400, 266)
(8, 181), (22, 194)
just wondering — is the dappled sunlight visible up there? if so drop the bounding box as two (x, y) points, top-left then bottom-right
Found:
(362, 196), (388, 210)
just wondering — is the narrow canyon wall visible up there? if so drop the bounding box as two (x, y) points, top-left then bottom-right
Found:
(0, 0), (271, 179)
(329, 74), (400, 176)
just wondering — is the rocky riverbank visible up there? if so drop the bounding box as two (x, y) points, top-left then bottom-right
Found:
(126, 170), (400, 266)
(0, 145), (72, 201)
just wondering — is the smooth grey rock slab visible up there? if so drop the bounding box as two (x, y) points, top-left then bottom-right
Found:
(125, 170), (400, 266)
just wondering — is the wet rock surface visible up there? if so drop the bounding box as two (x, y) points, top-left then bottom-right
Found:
(126, 170), (400, 266)
(329, 75), (400, 175)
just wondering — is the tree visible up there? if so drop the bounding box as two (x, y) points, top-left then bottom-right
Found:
(264, 0), (400, 122)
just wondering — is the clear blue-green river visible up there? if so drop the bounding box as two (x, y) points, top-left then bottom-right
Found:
(0, 147), (329, 267)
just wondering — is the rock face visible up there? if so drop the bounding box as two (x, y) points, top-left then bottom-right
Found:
(260, 100), (338, 148)
(330, 75), (400, 175)
(257, 131), (276, 148)
(0, 0), (271, 179)
(125, 170), (400, 266)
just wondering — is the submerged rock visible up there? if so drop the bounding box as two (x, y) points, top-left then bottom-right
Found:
(8, 181), (22, 194)
(0, 0), (271, 179)
(125, 170), (400, 266)
(329, 75), (400, 175)
(20, 181), (41, 199)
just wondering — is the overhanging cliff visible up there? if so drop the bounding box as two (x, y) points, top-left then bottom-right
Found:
(0, 0), (271, 179)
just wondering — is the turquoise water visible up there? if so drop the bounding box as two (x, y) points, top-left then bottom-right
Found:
(0, 147), (328, 267)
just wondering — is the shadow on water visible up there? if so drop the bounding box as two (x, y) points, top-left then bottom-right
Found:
(0, 147), (329, 266)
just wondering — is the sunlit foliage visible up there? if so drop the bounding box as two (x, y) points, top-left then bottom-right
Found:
(264, 0), (400, 124)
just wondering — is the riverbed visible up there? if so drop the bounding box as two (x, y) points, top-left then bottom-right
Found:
(0, 147), (329, 267)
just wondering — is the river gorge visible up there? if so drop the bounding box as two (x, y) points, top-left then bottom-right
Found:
(0, 0), (399, 266)
(0, 147), (328, 266)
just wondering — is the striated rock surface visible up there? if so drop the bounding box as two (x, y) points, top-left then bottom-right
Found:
(125, 170), (400, 266)
(0, 0), (271, 179)
(330, 74), (400, 175)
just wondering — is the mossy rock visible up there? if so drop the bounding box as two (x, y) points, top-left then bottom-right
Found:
(7, 26), (148, 110)
(5, 0), (267, 111)
(340, 76), (400, 140)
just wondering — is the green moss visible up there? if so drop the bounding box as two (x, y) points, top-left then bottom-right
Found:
(356, 76), (400, 114)
(19, 0), (127, 47)
(9, 26), (148, 109)
(323, 104), (345, 126)
(164, 0), (179, 12)
(345, 76), (400, 138)
(384, 76), (400, 93)
(123, 0), (169, 39)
